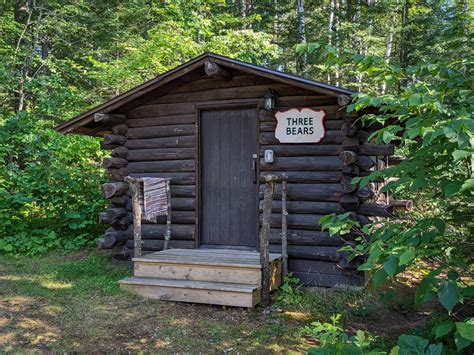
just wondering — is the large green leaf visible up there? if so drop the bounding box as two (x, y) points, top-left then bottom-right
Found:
(383, 255), (399, 276)
(397, 335), (428, 354)
(456, 321), (474, 341)
(438, 281), (461, 313)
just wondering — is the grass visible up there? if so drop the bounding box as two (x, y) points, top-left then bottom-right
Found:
(0, 250), (433, 352)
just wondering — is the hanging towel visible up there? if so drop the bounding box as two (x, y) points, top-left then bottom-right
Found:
(138, 177), (168, 222)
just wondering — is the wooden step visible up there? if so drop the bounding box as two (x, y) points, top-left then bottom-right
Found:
(132, 249), (282, 289)
(119, 277), (261, 307)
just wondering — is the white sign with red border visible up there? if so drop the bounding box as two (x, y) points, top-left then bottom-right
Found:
(275, 108), (326, 143)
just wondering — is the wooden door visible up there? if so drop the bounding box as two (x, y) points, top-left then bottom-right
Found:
(200, 107), (258, 248)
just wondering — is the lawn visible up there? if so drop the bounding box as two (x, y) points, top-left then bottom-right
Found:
(0, 250), (433, 352)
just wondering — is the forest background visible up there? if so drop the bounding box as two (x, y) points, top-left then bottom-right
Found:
(0, 0), (472, 352)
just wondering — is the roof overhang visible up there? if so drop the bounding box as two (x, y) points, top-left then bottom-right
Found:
(56, 52), (355, 136)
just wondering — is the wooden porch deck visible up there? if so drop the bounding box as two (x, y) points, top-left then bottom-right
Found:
(119, 249), (282, 308)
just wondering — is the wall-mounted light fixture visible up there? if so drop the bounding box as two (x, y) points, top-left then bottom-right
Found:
(263, 89), (279, 111)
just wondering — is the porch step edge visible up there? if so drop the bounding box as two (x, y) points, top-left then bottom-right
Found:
(119, 276), (260, 293)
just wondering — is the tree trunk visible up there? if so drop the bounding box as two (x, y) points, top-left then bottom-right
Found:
(296, 0), (307, 72)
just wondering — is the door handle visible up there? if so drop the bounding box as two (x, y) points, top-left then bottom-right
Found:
(252, 154), (258, 183)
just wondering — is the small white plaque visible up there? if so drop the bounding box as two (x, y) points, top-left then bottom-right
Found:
(275, 108), (326, 143)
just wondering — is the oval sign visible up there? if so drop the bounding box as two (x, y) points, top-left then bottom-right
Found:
(275, 108), (326, 143)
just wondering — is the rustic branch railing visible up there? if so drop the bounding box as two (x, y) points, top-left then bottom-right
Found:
(259, 173), (288, 307)
(125, 177), (172, 257)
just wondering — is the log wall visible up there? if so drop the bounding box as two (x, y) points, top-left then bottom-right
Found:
(98, 70), (394, 287)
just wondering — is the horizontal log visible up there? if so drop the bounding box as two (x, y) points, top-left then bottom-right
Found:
(259, 105), (357, 122)
(262, 200), (343, 214)
(142, 211), (195, 224)
(260, 120), (343, 132)
(356, 186), (375, 202)
(111, 215), (132, 230)
(154, 84), (310, 105)
(340, 194), (360, 211)
(269, 244), (341, 262)
(127, 124), (195, 139)
(275, 96), (337, 108)
(171, 185), (195, 198)
(265, 213), (325, 231)
(260, 156), (341, 172)
(125, 135), (195, 149)
(357, 130), (370, 143)
(260, 171), (342, 183)
(357, 156), (376, 171)
(260, 131), (344, 145)
(342, 164), (360, 176)
(259, 183), (343, 202)
(102, 134), (126, 149)
(289, 259), (357, 275)
(101, 227), (129, 249)
(102, 182), (128, 199)
(339, 151), (357, 165)
(103, 157), (128, 169)
(342, 136), (359, 150)
(111, 146), (128, 158)
(170, 74), (275, 94)
(127, 114), (196, 128)
(110, 244), (133, 261)
(341, 176), (358, 193)
(259, 145), (342, 157)
(107, 207), (127, 223)
(94, 113), (126, 125)
(270, 229), (344, 246)
(128, 172), (195, 185)
(293, 271), (363, 288)
(357, 203), (394, 217)
(356, 214), (372, 226)
(107, 168), (128, 182)
(98, 212), (109, 224)
(127, 160), (195, 173)
(171, 198), (195, 211)
(126, 148), (195, 162)
(125, 239), (195, 251)
(358, 143), (395, 156)
(341, 121), (358, 136)
(127, 102), (196, 119)
(111, 124), (128, 136)
(127, 210), (196, 224)
(389, 199), (413, 211)
(110, 195), (130, 208)
(389, 155), (405, 166)
(132, 224), (195, 240)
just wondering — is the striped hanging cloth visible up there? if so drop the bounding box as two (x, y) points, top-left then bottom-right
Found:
(138, 177), (168, 222)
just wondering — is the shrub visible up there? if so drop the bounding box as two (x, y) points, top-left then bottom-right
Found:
(0, 113), (107, 255)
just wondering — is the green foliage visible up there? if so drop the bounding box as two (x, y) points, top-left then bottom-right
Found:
(0, 114), (106, 255)
(320, 212), (361, 236)
(303, 314), (378, 354)
(275, 272), (304, 307)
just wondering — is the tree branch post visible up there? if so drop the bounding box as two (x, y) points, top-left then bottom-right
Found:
(125, 176), (142, 257)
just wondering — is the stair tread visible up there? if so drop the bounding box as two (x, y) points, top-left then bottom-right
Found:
(119, 276), (260, 293)
(133, 248), (281, 268)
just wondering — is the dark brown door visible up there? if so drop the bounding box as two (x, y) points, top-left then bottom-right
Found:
(200, 107), (258, 248)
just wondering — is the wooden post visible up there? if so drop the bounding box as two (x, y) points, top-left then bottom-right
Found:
(281, 176), (288, 277)
(164, 180), (172, 250)
(260, 175), (275, 307)
(125, 176), (142, 257)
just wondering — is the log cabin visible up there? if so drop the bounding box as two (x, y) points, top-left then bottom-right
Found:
(57, 53), (399, 307)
